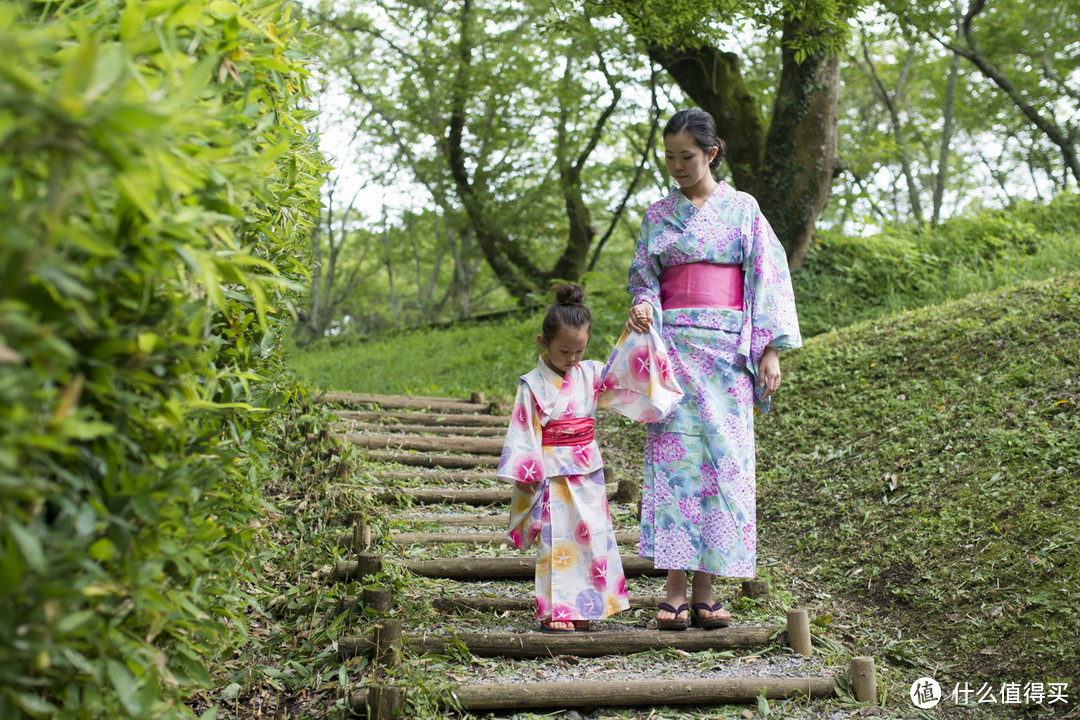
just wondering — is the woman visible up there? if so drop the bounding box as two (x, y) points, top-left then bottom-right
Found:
(625, 108), (801, 630)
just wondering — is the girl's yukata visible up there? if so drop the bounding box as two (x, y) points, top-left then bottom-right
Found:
(497, 329), (683, 626)
(628, 181), (802, 578)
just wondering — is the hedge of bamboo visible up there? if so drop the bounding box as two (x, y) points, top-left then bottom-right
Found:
(0, 1), (325, 717)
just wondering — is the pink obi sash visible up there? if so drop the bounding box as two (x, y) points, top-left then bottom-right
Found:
(541, 417), (595, 446)
(660, 262), (744, 310)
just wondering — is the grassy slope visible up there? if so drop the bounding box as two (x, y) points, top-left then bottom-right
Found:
(756, 275), (1080, 692)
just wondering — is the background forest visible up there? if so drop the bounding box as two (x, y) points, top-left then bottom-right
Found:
(296, 0), (1080, 340)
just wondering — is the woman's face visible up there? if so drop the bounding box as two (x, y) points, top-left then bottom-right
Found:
(664, 131), (716, 190)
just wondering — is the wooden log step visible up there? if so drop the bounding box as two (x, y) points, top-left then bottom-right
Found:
(341, 433), (504, 455)
(319, 392), (489, 413)
(431, 595), (666, 613)
(377, 488), (513, 506)
(333, 410), (508, 427)
(331, 554), (663, 581)
(335, 421), (505, 437)
(376, 485), (614, 506)
(359, 451), (498, 469)
(388, 513), (508, 528)
(390, 530), (639, 546)
(347, 676), (833, 713)
(338, 530), (637, 550)
(376, 470), (497, 482)
(446, 677), (834, 710)
(339, 626), (782, 659)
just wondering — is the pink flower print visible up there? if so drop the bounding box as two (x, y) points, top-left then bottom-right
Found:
(575, 520), (592, 546)
(515, 455), (543, 483)
(526, 523), (541, 547)
(511, 401), (530, 430)
(566, 474), (585, 487)
(614, 574), (628, 598)
(571, 444), (592, 466)
(650, 433), (686, 464)
(535, 595), (550, 620)
(657, 354), (673, 382)
(552, 604), (576, 622)
(597, 374), (618, 393)
(508, 528), (524, 549)
(728, 374), (754, 406)
(638, 408), (660, 423)
(590, 557), (608, 590)
(628, 346), (651, 382)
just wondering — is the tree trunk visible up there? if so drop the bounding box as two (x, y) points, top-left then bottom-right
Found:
(646, 16), (840, 267)
(756, 17), (841, 267)
(934, 49), (962, 226)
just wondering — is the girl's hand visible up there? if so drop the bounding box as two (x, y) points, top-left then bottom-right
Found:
(758, 347), (781, 399)
(626, 303), (654, 333)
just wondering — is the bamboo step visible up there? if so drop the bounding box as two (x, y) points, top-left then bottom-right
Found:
(333, 409), (509, 427)
(319, 391), (489, 413)
(341, 432), (504, 455)
(330, 554), (663, 581)
(340, 626), (782, 659)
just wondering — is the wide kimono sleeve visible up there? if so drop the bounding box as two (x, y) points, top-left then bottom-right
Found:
(627, 217), (664, 331)
(497, 380), (546, 550)
(740, 202), (803, 412)
(597, 326), (683, 422)
(496, 379), (545, 485)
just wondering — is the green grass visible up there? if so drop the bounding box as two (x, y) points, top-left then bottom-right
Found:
(756, 274), (1080, 693)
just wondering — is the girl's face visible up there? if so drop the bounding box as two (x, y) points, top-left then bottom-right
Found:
(537, 324), (590, 376)
(664, 130), (716, 190)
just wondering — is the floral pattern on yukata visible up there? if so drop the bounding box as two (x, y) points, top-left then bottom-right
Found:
(628, 181), (802, 576)
(497, 333), (683, 621)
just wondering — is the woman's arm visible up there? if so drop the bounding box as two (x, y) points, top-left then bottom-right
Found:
(626, 218), (662, 333)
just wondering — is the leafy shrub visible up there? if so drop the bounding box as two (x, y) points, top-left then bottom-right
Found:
(795, 192), (1080, 336)
(0, 1), (324, 718)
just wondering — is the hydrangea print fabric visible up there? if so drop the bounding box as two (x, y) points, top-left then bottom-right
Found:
(628, 181), (802, 576)
(497, 333), (682, 621)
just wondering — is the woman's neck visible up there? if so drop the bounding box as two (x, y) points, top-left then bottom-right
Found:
(680, 177), (718, 208)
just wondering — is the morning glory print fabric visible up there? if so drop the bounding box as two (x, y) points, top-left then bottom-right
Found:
(628, 181), (802, 577)
(497, 330), (683, 622)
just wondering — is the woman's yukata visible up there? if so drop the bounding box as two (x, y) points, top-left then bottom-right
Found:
(497, 329), (683, 625)
(628, 181), (802, 578)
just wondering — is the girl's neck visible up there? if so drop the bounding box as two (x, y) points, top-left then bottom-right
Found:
(541, 354), (566, 377)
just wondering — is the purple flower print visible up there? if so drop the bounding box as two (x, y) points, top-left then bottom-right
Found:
(576, 589), (605, 619)
(678, 496), (701, 525)
(702, 512), (737, 552)
(650, 433), (686, 464)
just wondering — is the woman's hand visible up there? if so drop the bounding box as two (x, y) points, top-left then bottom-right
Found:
(758, 347), (781, 399)
(626, 303), (654, 333)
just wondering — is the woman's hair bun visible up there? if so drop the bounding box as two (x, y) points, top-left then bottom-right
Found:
(553, 282), (585, 306)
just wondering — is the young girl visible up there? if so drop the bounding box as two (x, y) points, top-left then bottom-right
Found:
(497, 283), (683, 632)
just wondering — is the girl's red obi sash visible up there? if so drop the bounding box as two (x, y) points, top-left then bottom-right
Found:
(660, 262), (744, 310)
(541, 417), (595, 446)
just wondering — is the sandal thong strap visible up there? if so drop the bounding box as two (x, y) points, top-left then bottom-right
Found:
(657, 602), (689, 616)
(691, 601), (727, 613)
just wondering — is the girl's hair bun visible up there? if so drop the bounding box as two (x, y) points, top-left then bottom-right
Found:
(553, 282), (585, 306)
(541, 282), (591, 341)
